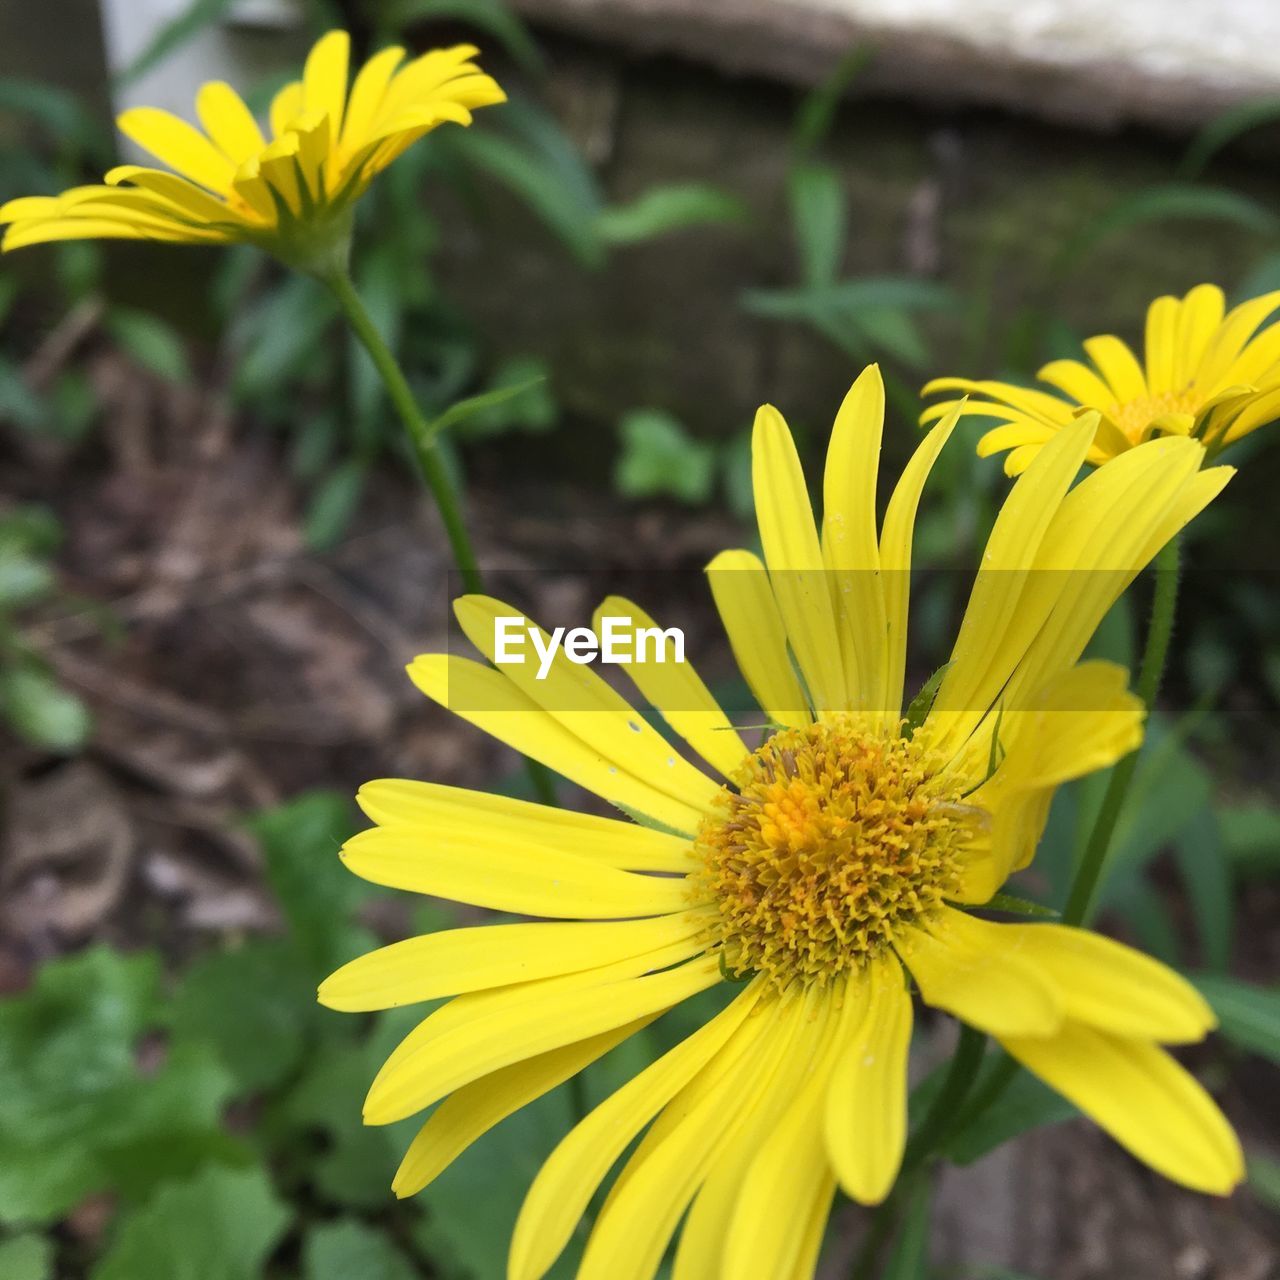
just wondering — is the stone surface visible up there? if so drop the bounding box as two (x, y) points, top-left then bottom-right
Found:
(515, 0), (1280, 131)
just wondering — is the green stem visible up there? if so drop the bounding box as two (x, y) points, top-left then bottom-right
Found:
(1063, 535), (1181, 928)
(323, 267), (484, 594)
(322, 266), (558, 807)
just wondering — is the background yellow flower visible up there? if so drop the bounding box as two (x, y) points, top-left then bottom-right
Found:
(923, 284), (1280, 473)
(0, 30), (504, 271)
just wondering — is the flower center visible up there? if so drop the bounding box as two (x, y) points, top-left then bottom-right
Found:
(691, 718), (979, 992)
(1109, 388), (1200, 443)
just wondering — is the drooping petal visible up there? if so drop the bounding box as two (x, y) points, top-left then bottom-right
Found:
(895, 907), (1062, 1037)
(1000, 1022), (1243, 1195)
(823, 953), (913, 1204)
(591, 595), (749, 778)
(706, 549), (811, 729)
(985, 924), (1215, 1043)
(509, 982), (765, 1280)
(364, 955), (720, 1125)
(392, 1016), (652, 1198)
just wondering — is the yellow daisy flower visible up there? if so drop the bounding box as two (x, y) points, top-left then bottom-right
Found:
(922, 283), (1280, 474)
(0, 31), (504, 272)
(321, 366), (1241, 1279)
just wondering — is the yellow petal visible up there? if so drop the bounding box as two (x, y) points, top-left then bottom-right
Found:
(823, 953), (913, 1204)
(319, 910), (711, 1011)
(195, 81), (266, 165)
(721, 991), (850, 1278)
(338, 824), (691, 919)
(1083, 334), (1147, 403)
(880, 403), (959, 718)
(895, 907), (1062, 1037)
(753, 404), (848, 713)
(1001, 1022), (1243, 1195)
(1196, 289), (1280, 394)
(453, 595), (719, 815)
(821, 366), (887, 715)
(357, 777), (694, 872)
(921, 378), (1077, 425)
(302, 29), (350, 147)
(269, 80), (304, 139)
(590, 595), (749, 778)
(922, 417), (1096, 760)
(1144, 293), (1179, 394)
(976, 420), (1057, 457)
(1173, 283), (1226, 387)
(105, 165), (237, 225)
(117, 107), (237, 194)
(509, 982), (764, 1280)
(1036, 358), (1115, 409)
(340, 45), (405, 152)
(581, 988), (822, 1280)
(407, 654), (707, 835)
(364, 955), (719, 1124)
(392, 1016), (651, 1198)
(706, 549), (811, 729)
(987, 924), (1215, 1043)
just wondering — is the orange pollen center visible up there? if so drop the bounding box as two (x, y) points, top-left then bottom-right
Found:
(691, 718), (981, 992)
(1108, 387), (1201, 443)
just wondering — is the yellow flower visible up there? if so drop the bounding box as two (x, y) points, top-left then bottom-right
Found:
(321, 367), (1241, 1279)
(922, 283), (1280, 474)
(0, 31), (504, 272)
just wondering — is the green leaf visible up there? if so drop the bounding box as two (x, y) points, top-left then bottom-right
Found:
(789, 164), (846, 287)
(0, 552), (54, 608)
(116, 0), (238, 87)
(426, 371), (552, 443)
(0, 1234), (52, 1280)
(449, 101), (605, 267)
(901, 662), (950, 739)
(614, 410), (717, 505)
(105, 309), (191, 384)
(168, 939), (322, 1094)
(245, 791), (365, 971)
(0, 78), (101, 148)
(1219, 802), (1280, 877)
(1247, 1152), (1280, 1212)
(1173, 808), (1232, 973)
(304, 460), (368, 551)
(882, 1175), (931, 1280)
(0, 948), (158, 1224)
(0, 506), (61, 556)
(1191, 974), (1280, 1063)
(382, 0), (546, 76)
(741, 277), (956, 323)
(1052, 185), (1278, 278)
(0, 662), (91, 752)
(597, 184), (747, 245)
(945, 1063), (1076, 1165)
(92, 1166), (289, 1280)
(1180, 97), (1280, 178)
(793, 46), (873, 154)
(303, 1219), (417, 1280)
